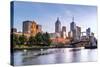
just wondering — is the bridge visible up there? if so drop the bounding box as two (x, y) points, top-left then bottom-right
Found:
(70, 40), (90, 47)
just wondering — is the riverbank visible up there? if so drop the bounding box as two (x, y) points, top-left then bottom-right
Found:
(13, 46), (74, 50)
(13, 44), (79, 50)
(12, 44), (97, 51)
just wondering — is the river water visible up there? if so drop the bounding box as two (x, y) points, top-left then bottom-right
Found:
(13, 48), (97, 66)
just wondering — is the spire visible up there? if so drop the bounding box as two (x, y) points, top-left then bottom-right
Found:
(57, 17), (59, 21)
(72, 16), (74, 22)
(56, 17), (61, 23)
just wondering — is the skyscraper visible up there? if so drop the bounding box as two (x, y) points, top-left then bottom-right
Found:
(76, 26), (81, 40)
(55, 17), (61, 33)
(70, 17), (76, 31)
(86, 28), (91, 37)
(62, 26), (66, 32)
(68, 31), (73, 38)
(23, 20), (42, 36)
(70, 17), (77, 41)
(23, 20), (32, 34)
(61, 26), (67, 38)
(37, 25), (42, 33)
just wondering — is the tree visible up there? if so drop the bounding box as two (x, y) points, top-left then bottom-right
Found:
(42, 32), (51, 46)
(34, 32), (51, 46)
(28, 36), (36, 46)
(35, 32), (43, 45)
(18, 35), (27, 45)
(13, 34), (18, 45)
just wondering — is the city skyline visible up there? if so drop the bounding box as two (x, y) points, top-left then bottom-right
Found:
(13, 1), (97, 37)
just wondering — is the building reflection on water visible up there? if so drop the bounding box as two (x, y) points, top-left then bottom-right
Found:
(13, 48), (97, 66)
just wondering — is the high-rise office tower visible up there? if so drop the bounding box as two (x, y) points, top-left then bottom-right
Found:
(70, 17), (77, 41)
(55, 17), (61, 33)
(61, 26), (67, 38)
(23, 20), (42, 36)
(76, 26), (81, 40)
(86, 27), (91, 37)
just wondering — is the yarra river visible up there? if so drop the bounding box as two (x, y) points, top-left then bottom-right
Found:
(13, 48), (97, 66)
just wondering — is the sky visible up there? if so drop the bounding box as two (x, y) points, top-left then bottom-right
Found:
(12, 1), (98, 37)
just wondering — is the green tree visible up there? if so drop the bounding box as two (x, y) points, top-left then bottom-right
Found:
(18, 35), (27, 45)
(42, 32), (51, 46)
(28, 36), (36, 46)
(35, 32), (43, 45)
(13, 34), (18, 45)
(34, 32), (51, 46)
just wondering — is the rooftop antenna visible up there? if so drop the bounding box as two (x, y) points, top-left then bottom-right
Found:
(57, 17), (59, 20)
(72, 16), (74, 22)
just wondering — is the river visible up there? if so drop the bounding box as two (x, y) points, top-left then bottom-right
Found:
(13, 48), (97, 66)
